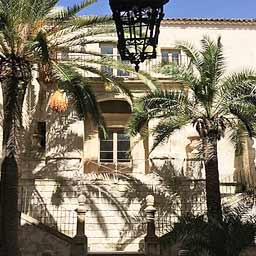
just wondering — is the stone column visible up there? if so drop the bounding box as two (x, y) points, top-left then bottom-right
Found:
(144, 195), (160, 256)
(71, 194), (88, 256)
(234, 132), (256, 188)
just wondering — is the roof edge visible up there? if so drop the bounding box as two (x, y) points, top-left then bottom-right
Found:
(162, 18), (256, 25)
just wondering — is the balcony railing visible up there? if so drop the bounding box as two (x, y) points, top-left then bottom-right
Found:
(59, 53), (189, 78)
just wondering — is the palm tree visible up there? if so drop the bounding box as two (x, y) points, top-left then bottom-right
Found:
(129, 36), (256, 223)
(0, 0), (158, 255)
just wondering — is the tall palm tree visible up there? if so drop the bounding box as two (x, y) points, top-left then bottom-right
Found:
(0, 0), (158, 255)
(129, 36), (256, 223)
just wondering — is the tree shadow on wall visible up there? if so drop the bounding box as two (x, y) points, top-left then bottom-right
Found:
(114, 160), (205, 250)
(18, 82), (84, 237)
(20, 157), (206, 250)
(19, 95), (134, 239)
(18, 83), (205, 249)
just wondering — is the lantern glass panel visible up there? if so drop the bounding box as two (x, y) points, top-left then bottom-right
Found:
(110, 0), (169, 71)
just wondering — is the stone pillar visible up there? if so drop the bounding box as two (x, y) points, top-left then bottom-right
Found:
(71, 194), (88, 256)
(235, 132), (256, 188)
(144, 195), (160, 256)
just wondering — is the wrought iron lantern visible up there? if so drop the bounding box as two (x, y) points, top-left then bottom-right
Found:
(109, 0), (169, 72)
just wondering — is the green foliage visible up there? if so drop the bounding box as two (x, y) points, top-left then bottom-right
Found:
(129, 36), (256, 222)
(130, 36), (256, 153)
(0, 3), (158, 252)
(160, 198), (256, 256)
(59, 76), (105, 129)
(0, 0), (158, 122)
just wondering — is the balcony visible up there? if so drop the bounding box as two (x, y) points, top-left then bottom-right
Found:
(59, 53), (189, 79)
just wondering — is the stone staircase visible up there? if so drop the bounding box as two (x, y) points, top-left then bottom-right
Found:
(19, 187), (147, 256)
(19, 186), (77, 256)
(20, 212), (73, 243)
(19, 212), (73, 256)
(19, 185), (77, 237)
(18, 184), (162, 256)
(18, 177), (242, 256)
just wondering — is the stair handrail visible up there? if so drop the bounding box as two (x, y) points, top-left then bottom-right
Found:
(19, 185), (77, 237)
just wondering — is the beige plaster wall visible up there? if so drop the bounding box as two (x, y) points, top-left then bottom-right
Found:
(153, 22), (256, 182)
(3, 20), (256, 253)
(159, 23), (256, 72)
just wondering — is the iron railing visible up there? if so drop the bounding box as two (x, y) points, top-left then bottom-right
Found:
(19, 177), (241, 239)
(154, 179), (242, 237)
(19, 186), (77, 237)
(58, 53), (189, 78)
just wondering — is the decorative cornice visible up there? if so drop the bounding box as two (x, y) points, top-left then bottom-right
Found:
(162, 18), (256, 26)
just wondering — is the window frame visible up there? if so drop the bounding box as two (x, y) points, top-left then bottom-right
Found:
(99, 128), (131, 164)
(32, 121), (46, 152)
(99, 44), (130, 77)
(161, 48), (181, 65)
(100, 43), (114, 75)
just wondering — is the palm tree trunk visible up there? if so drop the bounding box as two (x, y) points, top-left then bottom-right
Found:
(0, 74), (21, 256)
(204, 134), (222, 223)
(0, 158), (19, 256)
(204, 134), (226, 255)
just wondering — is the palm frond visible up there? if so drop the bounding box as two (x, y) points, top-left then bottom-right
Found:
(200, 36), (225, 86)
(197, 36), (225, 109)
(139, 89), (188, 116)
(29, 31), (50, 64)
(220, 70), (256, 97)
(129, 89), (193, 149)
(151, 115), (190, 151)
(51, 60), (74, 82)
(128, 104), (149, 136)
(50, 26), (116, 47)
(0, 33), (10, 54)
(59, 50), (158, 91)
(74, 63), (133, 102)
(61, 15), (113, 29)
(213, 73), (256, 117)
(158, 63), (200, 90)
(229, 101), (256, 137)
(53, 33), (116, 48)
(70, 51), (159, 90)
(59, 77), (103, 124)
(48, 0), (97, 22)
(50, 17), (114, 40)
(227, 121), (247, 156)
(175, 40), (203, 69)
(21, 0), (58, 23)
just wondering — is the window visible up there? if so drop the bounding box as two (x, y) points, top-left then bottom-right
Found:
(32, 122), (46, 151)
(117, 56), (130, 77)
(99, 129), (130, 163)
(100, 44), (114, 75)
(161, 49), (181, 65)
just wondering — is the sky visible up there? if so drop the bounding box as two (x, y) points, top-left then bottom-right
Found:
(58, 0), (256, 19)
